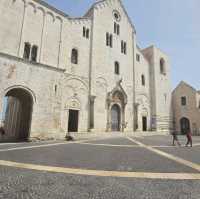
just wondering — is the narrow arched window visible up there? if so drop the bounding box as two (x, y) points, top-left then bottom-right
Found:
(83, 27), (86, 37)
(86, 29), (90, 39)
(23, 42), (31, 60)
(160, 58), (166, 75)
(141, 74), (145, 86)
(115, 61), (120, 75)
(71, 49), (78, 64)
(110, 34), (113, 48)
(31, 45), (38, 62)
(106, 33), (109, 46)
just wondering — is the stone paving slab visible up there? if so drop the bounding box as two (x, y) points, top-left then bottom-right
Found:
(85, 137), (139, 145)
(0, 141), (64, 150)
(134, 135), (200, 146)
(157, 146), (200, 165)
(0, 142), (197, 173)
(0, 166), (199, 199)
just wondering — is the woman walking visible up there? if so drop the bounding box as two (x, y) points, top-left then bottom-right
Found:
(185, 131), (192, 147)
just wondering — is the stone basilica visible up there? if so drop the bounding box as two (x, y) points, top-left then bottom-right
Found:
(0, 0), (171, 141)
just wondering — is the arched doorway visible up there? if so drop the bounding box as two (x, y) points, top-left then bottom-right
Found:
(180, 117), (190, 135)
(3, 88), (33, 141)
(107, 81), (128, 132)
(111, 104), (121, 131)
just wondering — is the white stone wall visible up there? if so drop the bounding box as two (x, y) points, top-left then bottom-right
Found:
(0, 55), (65, 139)
(0, 0), (172, 139)
(142, 46), (172, 131)
(91, 0), (134, 132)
(65, 19), (91, 78)
(134, 47), (151, 131)
(0, 0), (25, 56)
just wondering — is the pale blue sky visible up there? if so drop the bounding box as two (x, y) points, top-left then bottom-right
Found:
(45, 0), (200, 90)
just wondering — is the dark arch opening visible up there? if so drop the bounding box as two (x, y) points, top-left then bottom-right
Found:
(111, 104), (121, 131)
(180, 117), (190, 135)
(3, 88), (33, 141)
(160, 58), (166, 75)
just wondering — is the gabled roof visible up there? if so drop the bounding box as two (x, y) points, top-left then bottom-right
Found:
(34, 0), (69, 17)
(84, 0), (136, 33)
(173, 81), (196, 93)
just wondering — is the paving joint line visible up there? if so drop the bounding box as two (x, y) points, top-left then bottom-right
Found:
(126, 136), (200, 172)
(0, 160), (199, 180)
(0, 137), (110, 152)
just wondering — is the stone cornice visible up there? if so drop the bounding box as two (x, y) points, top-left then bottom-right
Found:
(0, 52), (65, 73)
(32, 0), (69, 18)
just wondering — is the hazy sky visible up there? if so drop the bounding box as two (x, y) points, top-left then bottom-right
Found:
(45, 0), (200, 90)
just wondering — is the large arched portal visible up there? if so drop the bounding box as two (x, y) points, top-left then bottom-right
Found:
(3, 88), (33, 141)
(107, 81), (127, 132)
(111, 104), (121, 131)
(180, 117), (190, 135)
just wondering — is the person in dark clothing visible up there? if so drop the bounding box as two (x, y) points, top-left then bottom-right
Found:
(185, 131), (192, 147)
(172, 131), (181, 146)
(0, 126), (5, 135)
(0, 122), (5, 136)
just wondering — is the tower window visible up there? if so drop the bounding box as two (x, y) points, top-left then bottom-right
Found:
(86, 29), (89, 38)
(31, 45), (38, 62)
(71, 48), (78, 64)
(136, 54), (140, 62)
(121, 41), (127, 54)
(115, 61), (120, 75)
(106, 33), (113, 48)
(114, 22), (120, 35)
(109, 34), (113, 48)
(83, 27), (90, 39)
(160, 58), (166, 75)
(23, 42), (31, 60)
(181, 96), (187, 106)
(141, 75), (145, 86)
(83, 27), (86, 37)
(106, 33), (109, 46)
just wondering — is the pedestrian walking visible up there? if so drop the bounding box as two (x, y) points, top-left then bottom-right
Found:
(0, 121), (5, 139)
(185, 131), (192, 147)
(172, 131), (181, 146)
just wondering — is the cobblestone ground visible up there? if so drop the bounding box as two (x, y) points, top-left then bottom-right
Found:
(0, 135), (199, 199)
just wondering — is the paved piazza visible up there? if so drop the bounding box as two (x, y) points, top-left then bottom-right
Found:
(0, 135), (200, 199)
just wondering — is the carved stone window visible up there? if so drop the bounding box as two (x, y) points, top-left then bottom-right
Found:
(106, 33), (113, 48)
(181, 96), (187, 106)
(141, 75), (145, 86)
(31, 45), (38, 62)
(115, 61), (120, 75)
(23, 42), (31, 60)
(83, 27), (90, 39)
(121, 41), (127, 54)
(114, 22), (120, 35)
(113, 10), (121, 22)
(71, 49), (78, 64)
(160, 58), (166, 75)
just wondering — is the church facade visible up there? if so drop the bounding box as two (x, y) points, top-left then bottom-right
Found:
(172, 81), (200, 135)
(0, 0), (171, 141)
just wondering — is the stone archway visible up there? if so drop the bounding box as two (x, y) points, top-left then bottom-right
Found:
(2, 88), (33, 141)
(180, 117), (190, 135)
(107, 81), (127, 132)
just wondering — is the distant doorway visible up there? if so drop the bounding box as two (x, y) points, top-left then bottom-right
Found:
(3, 88), (33, 141)
(111, 104), (121, 131)
(68, 110), (79, 132)
(142, 116), (147, 131)
(180, 117), (190, 135)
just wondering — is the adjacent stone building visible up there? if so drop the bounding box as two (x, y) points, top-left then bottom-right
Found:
(172, 81), (200, 135)
(0, 0), (172, 141)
